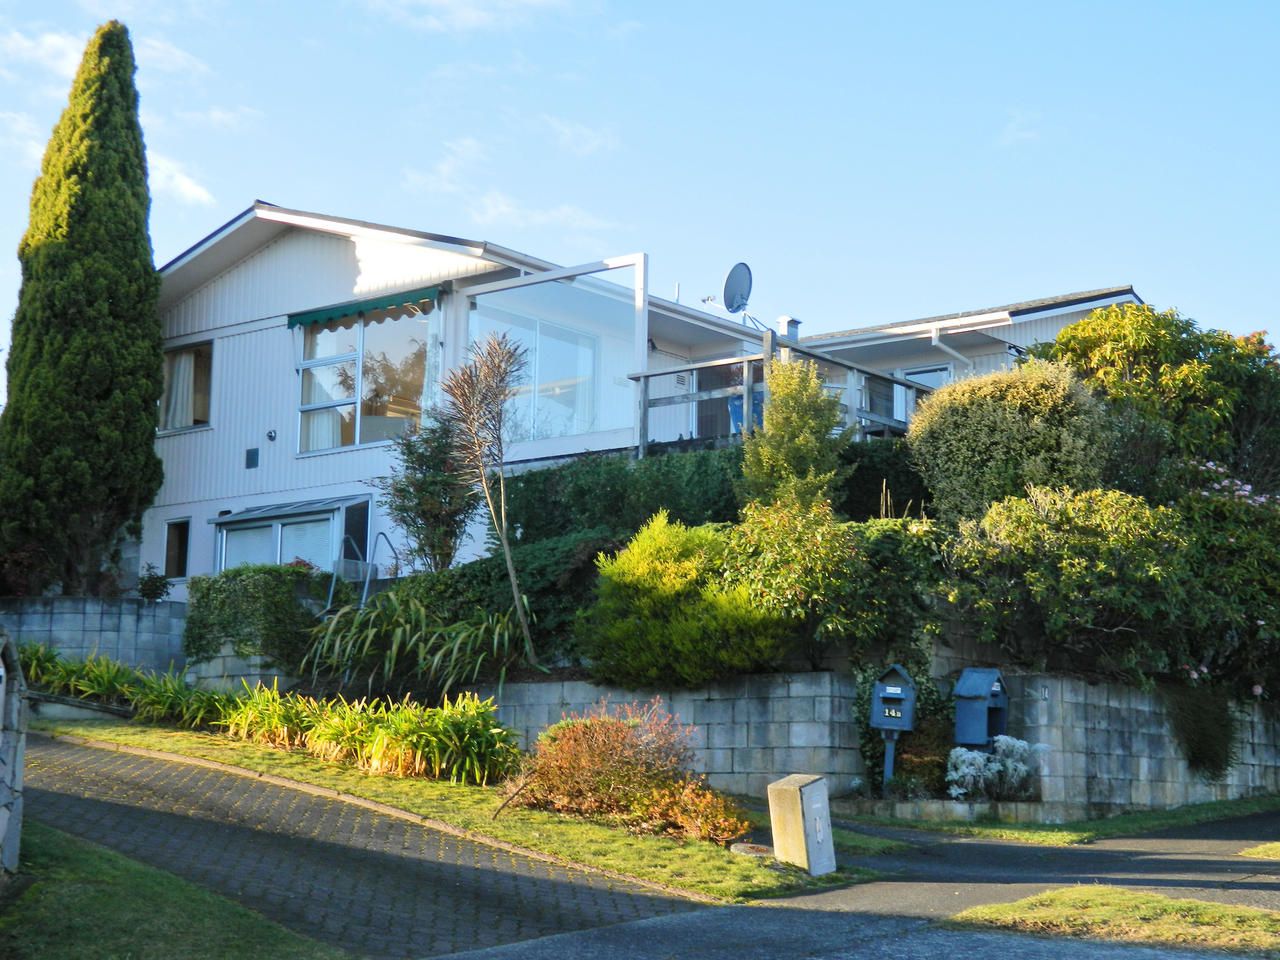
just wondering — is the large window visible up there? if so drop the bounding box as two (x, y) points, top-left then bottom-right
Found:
(217, 498), (371, 573)
(159, 343), (212, 431)
(299, 310), (432, 453)
(468, 264), (640, 443)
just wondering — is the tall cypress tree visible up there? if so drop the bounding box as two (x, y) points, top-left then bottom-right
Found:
(0, 21), (163, 595)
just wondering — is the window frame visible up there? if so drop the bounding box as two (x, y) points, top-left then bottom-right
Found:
(218, 512), (335, 571)
(296, 313), (430, 455)
(163, 518), (191, 580)
(157, 341), (214, 435)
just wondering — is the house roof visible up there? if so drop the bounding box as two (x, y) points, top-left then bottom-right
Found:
(157, 201), (558, 310)
(802, 285), (1143, 346)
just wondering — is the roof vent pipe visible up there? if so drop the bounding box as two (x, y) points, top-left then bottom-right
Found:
(778, 315), (801, 340)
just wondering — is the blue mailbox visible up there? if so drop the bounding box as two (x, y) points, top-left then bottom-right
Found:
(870, 664), (917, 733)
(954, 667), (1008, 748)
(869, 664), (917, 790)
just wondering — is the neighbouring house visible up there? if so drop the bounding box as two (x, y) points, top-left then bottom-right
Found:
(143, 200), (1143, 597)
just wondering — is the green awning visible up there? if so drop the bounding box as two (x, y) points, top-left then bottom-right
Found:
(287, 284), (443, 328)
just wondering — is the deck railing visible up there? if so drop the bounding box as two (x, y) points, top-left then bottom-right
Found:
(629, 329), (932, 458)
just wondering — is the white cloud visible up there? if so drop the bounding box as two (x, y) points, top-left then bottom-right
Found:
(0, 111), (45, 168)
(176, 105), (263, 130)
(149, 152), (214, 206)
(542, 115), (618, 156)
(998, 109), (1041, 147)
(0, 29), (87, 81)
(135, 36), (209, 75)
(402, 137), (485, 194)
(365, 0), (567, 32)
(470, 189), (614, 231)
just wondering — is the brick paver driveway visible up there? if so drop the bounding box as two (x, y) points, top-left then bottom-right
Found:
(23, 738), (700, 959)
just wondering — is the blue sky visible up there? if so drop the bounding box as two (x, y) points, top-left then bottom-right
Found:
(1, 1), (1277, 402)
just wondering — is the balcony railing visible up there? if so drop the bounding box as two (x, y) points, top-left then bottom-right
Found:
(629, 330), (932, 458)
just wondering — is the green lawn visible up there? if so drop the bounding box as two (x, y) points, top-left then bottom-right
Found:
(949, 885), (1280, 954)
(737, 804), (909, 857)
(0, 821), (345, 960)
(1239, 842), (1280, 860)
(30, 718), (871, 902)
(852, 793), (1280, 846)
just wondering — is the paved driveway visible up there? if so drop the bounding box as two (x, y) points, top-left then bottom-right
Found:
(22, 738), (699, 959)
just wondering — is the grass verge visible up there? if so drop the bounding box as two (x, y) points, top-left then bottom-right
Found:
(1239, 842), (1280, 860)
(849, 793), (1280, 846)
(30, 718), (870, 902)
(0, 821), (344, 960)
(949, 885), (1280, 954)
(738, 804), (909, 857)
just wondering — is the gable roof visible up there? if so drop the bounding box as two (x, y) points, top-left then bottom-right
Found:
(802, 285), (1143, 346)
(157, 201), (557, 310)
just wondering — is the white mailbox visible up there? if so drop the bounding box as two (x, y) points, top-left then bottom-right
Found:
(767, 774), (836, 876)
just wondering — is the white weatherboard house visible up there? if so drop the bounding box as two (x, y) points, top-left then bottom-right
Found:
(144, 201), (1142, 598)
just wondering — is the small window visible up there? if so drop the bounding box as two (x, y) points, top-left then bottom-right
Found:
(160, 343), (213, 430)
(164, 520), (190, 579)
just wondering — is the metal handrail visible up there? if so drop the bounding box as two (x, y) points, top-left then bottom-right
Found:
(362, 531), (402, 607)
(326, 534), (366, 610)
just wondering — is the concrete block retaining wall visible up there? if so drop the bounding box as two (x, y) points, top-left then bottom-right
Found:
(1006, 674), (1280, 817)
(0, 597), (186, 672)
(485, 671), (864, 799)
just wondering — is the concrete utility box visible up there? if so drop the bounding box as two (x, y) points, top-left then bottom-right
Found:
(954, 667), (1008, 748)
(767, 774), (836, 877)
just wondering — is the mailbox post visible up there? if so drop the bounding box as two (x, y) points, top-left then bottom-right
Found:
(953, 667), (1009, 749)
(869, 664), (917, 794)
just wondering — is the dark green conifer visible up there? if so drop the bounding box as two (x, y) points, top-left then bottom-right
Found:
(0, 20), (163, 594)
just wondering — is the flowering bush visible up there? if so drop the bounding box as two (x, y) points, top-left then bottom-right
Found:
(946, 736), (1045, 801)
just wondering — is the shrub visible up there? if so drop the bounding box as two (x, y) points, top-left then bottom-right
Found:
(738, 359), (850, 507)
(835, 438), (930, 521)
(373, 418), (480, 573)
(184, 563), (348, 669)
(136, 562), (170, 602)
(1161, 683), (1242, 781)
(946, 487), (1192, 684)
(392, 526), (620, 659)
(724, 497), (869, 663)
(577, 512), (789, 688)
(1177, 468), (1280, 696)
(502, 447), (742, 545)
(906, 361), (1111, 521)
(510, 699), (748, 844)
(946, 736), (1044, 801)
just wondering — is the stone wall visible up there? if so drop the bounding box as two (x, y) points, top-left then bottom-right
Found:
(186, 641), (294, 693)
(0, 597), (186, 672)
(1006, 674), (1280, 818)
(483, 671), (862, 799)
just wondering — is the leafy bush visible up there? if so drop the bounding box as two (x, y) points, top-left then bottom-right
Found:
(739, 359), (850, 506)
(1177, 469), (1280, 696)
(1036, 304), (1280, 493)
(946, 487), (1192, 684)
(724, 496), (868, 662)
(1161, 683), (1242, 781)
(373, 418), (480, 573)
(852, 655), (953, 795)
(577, 512), (789, 688)
(392, 526), (620, 659)
(136, 562), (170, 602)
(183, 563), (349, 669)
(946, 736), (1045, 801)
(502, 447), (742, 545)
(906, 361), (1111, 521)
(509, 699), (748, 844)
(835, 438), (929, 521)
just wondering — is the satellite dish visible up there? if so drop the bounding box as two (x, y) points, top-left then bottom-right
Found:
(723, 262), (752, 314)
